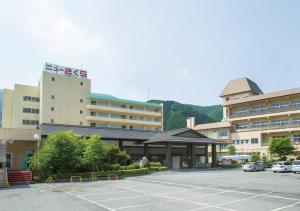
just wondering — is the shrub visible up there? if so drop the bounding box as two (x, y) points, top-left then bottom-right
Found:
(112, 163), (121, 171)
(159, 166), (168, 171)
(127, 162), (140, 169)
(102, 163), (114, 171)
(149, 162), (162, 167)
(118, 168), (149, 176)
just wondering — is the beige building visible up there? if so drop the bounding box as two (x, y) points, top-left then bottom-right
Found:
(1, 63), (163, 171)
(191, 78), (300, 157)
(2, 63), (163, 131)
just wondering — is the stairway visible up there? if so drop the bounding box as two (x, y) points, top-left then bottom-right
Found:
(8, 170), (32, 184)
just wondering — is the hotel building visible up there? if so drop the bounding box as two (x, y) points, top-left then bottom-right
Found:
(191, 78), (300, 157)
(0, 63), (222, 178)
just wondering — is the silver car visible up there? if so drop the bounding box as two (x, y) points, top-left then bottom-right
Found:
(242, 162), (265, 172)
(292, 160), (300, 173)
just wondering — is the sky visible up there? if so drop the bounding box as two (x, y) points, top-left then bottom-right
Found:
(0, 0), (300, 106)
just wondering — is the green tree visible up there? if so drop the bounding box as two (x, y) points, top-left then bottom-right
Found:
(165, 112), (186, 130)
(30, 131), (82, 174)
(227, 145), (236, 155)
(261, 154), (268, 162)
(268, 137), (294, 160)
(82, 134), (106, 171)
(106, 145), (131, 165)
(250, 151), (261, 162)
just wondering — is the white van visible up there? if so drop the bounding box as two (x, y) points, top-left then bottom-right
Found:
(292, 160), (300, 173)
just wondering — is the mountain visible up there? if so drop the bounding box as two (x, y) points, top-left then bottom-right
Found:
(148, 100), (223, 130)
(0, 89), (2, 127)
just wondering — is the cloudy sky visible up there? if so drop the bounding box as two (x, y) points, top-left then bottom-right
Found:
(1, 0), (300, 105)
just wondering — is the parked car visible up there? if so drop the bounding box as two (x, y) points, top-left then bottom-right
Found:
(292, 160), (300, 174)
(272, 161), (292, 173)
(242, 162), (265, 172)
(257, 161), (271, 168)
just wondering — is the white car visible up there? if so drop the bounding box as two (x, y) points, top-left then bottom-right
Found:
(272, 161), (292, 173)
(292, 160), (300, 173)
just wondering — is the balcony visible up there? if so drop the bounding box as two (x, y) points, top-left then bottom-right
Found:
(86, 104), (162, 117)
(235, 121), (300, 132)
(230, 105), (300, 119)
(86, 116), (162, 127)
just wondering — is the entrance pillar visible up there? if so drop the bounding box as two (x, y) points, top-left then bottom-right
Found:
(118, 140), (123, 151)
(191, 144), (195, 168)
(144, 144), (148, 157)
(212, 144), (217, 168)
(166, 143), (172, 169)
(205, 144), (209, 168)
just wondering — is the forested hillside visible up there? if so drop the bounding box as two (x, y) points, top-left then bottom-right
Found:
(148, 100), (223, 130)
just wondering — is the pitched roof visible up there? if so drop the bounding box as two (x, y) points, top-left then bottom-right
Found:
(143, 128), (226, 144)
(224, 87), (300, 106)
(194, 122), (232, 130)
(40, 124), (158, 141)
(220, 78), (263, 97)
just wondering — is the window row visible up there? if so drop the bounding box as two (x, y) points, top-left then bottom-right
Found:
(51, 77), (84, 86)
(233, 100), (300, 117)
(22, 119), (39, 125)
(90, 101), (160, 113)
(23, 96), (40, 102)
(232, 138), (259, 145)
(90, 112), (160, 122)
(236, 118), (300, 129)
(90, 122), (159, 131)
(23, 108), (39, 114)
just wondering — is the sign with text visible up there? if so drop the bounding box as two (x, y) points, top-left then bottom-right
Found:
(45, 63), (87, 78)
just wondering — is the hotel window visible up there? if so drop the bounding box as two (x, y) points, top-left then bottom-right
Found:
(220, 144), (228, 149)
(251, 138), (259, 144)
(241, 140), (244, 144)
(80, 99), (83, 103)
(51, 77), (55, 81)
(271, 119), (289, 126)
(23, 96), (31, 101)
(272, 135), (289, 139)
(218, 129), (228, 137)
(252, 105), (268, 114)
(22, 120), (39, 125)
(236, 123), (250, 129)
(51, 95), (55, 100)
(51, 107), (54, 111)
(80, 121), (83, 126)
(121, 105), (126, 108)
(32, 97), (40, 102)
(293, 135), (300, 142)
(91, 101), (96, 105)
(271, 102), (289, 111)
(80, 82), (83, 86)
(23, 108), (39, 114)
(234, 108), (250, 116)
(91, 112), (96, 116)
(292, 118), (300, 125)
(121, 115), (126, 119)
(245, 140), (249, 144)
(80, 110), (83, 114)
(51, 119), (54, 123)
(90, 123), (96, 127)
(121, 125), (126, 129)
(129, 125), (133, 130)
(292, 100), (300, 108)
(253, 121), (268, 128)
(6, 153), (12, 169)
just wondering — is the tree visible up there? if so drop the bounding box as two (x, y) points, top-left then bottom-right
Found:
(262, 154), (268, 162)
(106, 145), (131, 165)
(250, 151), (261, 162)
(30, 131), (83, 174)
(82, 134), (106, 171)
(165, 112), (186, 130)
(227, 145), (236, 155)
(268, 137), (294, 160)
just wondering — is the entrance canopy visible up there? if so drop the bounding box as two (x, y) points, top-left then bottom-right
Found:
(143, 128), (226, 145)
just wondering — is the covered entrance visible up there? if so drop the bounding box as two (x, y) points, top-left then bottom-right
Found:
(143, 128), (225, 169)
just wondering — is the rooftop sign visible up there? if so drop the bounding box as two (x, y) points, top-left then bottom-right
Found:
(44, 63), (87, 78)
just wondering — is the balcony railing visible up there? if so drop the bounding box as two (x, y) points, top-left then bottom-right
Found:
(235, 122), (300, 132)
(231, 105), (300, 118)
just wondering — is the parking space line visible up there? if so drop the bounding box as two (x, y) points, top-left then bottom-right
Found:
(271, 201), (300, 211)
(115, 185), (236, 211)
(66, 191), (115, 211)
(117, 199), (179, 210)
(80, 190), (130, 197)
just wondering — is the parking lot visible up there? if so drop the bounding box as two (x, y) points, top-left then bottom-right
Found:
(1, 169), (300, 211)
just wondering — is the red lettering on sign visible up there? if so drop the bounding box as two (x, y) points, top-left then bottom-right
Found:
(80, 70), (87, 78)
(64, 68), (72, 75)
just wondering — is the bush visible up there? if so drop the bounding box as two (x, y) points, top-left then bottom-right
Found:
(159, 166), (168, 171)
(118, 168), (149, 176)
(222, 164), (242, 169)
(102, 163), (114, 171)
(149, 162), (162, 167)
(127, 162), (140, 169)
(112, 163), (121, 171)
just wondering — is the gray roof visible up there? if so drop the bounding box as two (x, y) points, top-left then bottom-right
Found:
(143, 128), (226, 144)
(220, 77), (263, 97)
(40, 124), (158, 141)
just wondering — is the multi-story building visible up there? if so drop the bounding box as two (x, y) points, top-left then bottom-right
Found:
(191, 78), (300, 157)
(2, 63), (163, 131)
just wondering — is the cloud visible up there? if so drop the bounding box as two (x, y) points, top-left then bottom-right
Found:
(23, 0), (102, 56)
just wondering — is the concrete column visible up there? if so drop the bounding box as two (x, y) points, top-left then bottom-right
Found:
(205, 144), (209, 168)
(212, 144), (217, 168)
(118, 140), (123, 151)
(166, 143), (172, 169)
